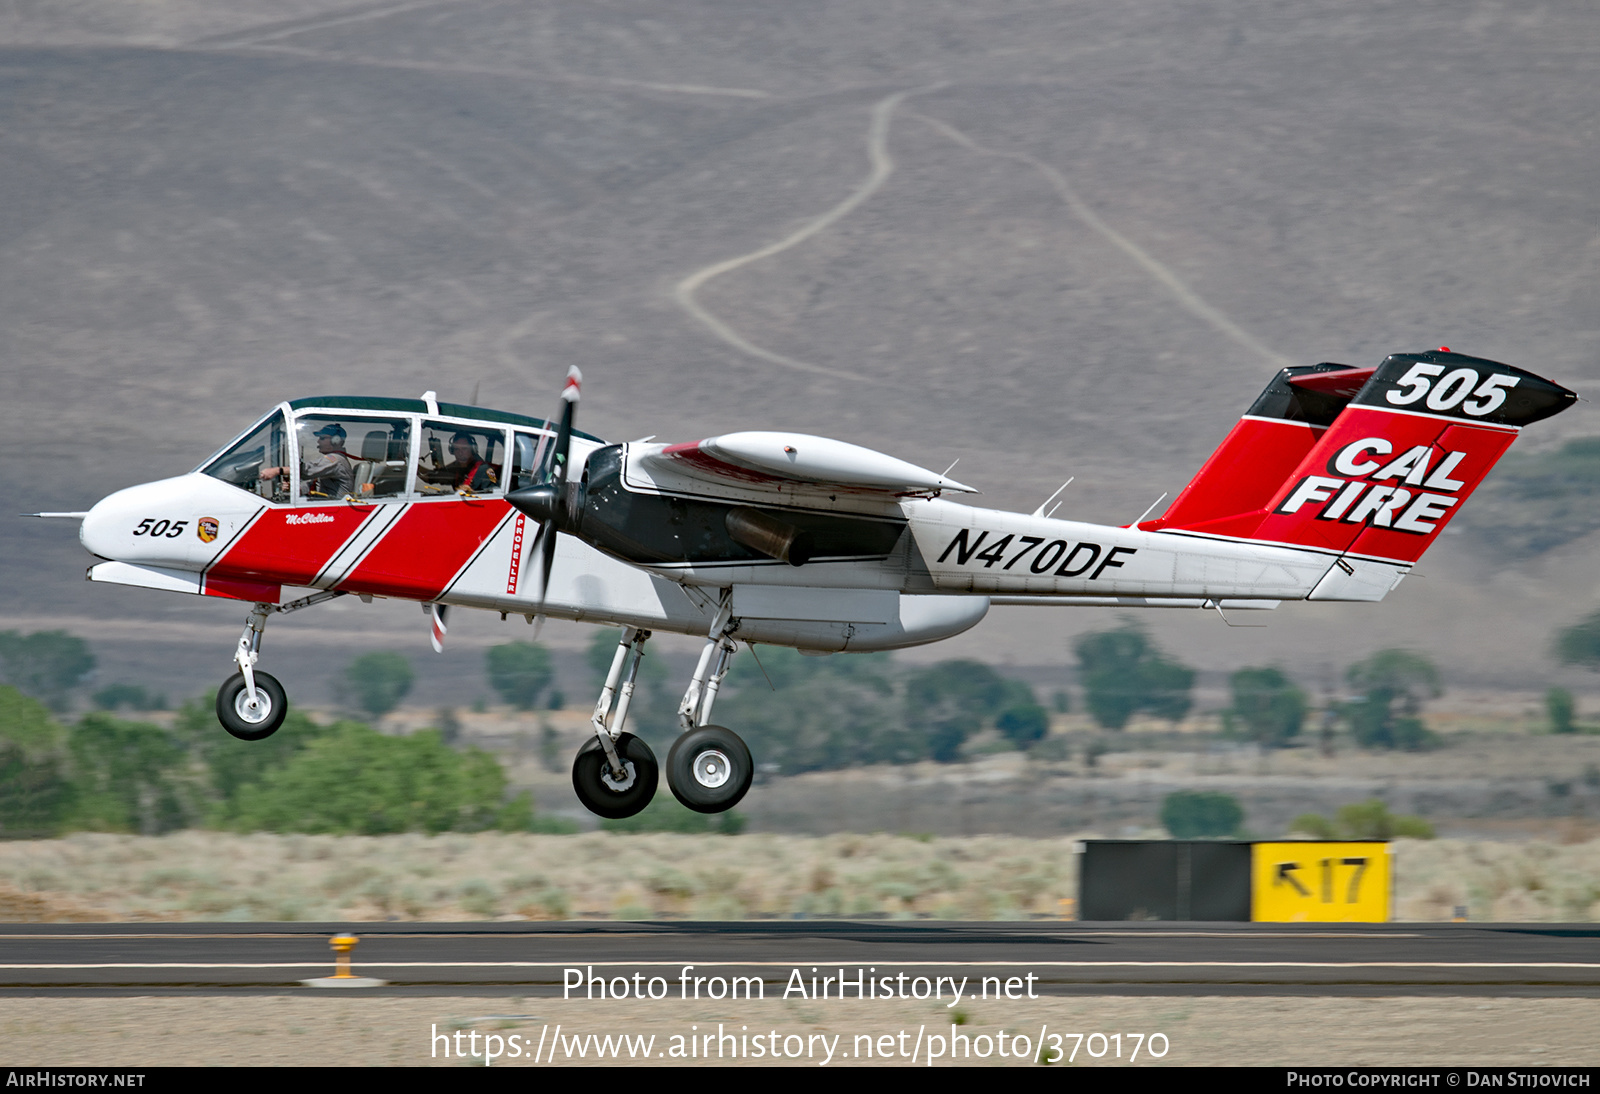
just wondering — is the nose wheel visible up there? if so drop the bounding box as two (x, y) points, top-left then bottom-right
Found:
(666, 725), (753, 814)
(213, 592), (346, 742)
(572, 732), (658, 819)
(216, 671), (287, 741)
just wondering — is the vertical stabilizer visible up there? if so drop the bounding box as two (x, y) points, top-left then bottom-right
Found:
(1143, 350), (1575, 572)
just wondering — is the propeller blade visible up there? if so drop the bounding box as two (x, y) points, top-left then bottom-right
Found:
(429, 603), (450, 653)
(527, 514), (559, 614)
(505, 365), (582, 636)
(548, 365), (581, 490)
(514, 365), (581, 619)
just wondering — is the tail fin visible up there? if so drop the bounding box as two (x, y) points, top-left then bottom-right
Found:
(1144, 350), (1575, 587)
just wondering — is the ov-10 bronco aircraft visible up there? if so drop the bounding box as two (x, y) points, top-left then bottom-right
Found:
(56, 349), (1574, 819)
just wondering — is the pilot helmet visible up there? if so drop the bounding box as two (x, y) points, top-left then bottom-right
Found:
(313, 423), (347, 442)
(449, 431), (479, 451)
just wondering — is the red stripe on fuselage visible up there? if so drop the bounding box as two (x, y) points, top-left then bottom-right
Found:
(337, 498), (511, 600)
(207, 506), (375, 586)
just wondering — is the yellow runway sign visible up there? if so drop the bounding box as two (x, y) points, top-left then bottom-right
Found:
(1251, 842), (1391, 922)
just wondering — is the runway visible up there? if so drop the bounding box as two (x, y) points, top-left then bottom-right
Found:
(1, 921), (1597, 995)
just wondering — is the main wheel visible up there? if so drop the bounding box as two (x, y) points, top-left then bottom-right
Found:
(572, 732), (658, 819)
(666, 725), (753, 814)
(215, 671), (288, 741)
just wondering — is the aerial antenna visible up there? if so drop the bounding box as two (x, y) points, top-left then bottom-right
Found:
(1031, 477), (1074, 518)
(1205, 599), (1267, 628)
(469, 380), (481, 405)
(745, 643), (777, 692)
(940, 458), (960, 478)
(1132, 491), (1168, 526)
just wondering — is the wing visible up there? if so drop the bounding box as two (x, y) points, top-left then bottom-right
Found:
(629, 432), (976, 499)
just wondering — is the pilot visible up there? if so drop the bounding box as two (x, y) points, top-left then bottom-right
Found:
(421, 431), (495, 493)
(261, 423), (356, 499)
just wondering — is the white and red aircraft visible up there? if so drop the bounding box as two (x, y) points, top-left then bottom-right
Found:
(53, 349), (1575, 818)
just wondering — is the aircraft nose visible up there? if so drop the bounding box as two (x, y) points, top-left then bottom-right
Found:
(79, 491), (124, 559)
(79, 479), (172, 560)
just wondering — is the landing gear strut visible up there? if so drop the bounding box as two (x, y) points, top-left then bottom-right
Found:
(215, 591), (343, 741)
(666, 602), (753, 814)
(573, 627), (658, 818)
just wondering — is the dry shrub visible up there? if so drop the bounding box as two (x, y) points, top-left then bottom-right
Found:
(0, 832), (1595, 922)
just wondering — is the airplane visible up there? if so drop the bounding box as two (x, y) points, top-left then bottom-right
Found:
(47, 348), (1575, 820)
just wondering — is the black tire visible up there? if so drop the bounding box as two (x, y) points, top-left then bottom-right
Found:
(215, 671), (288, 741)
(666, 725), (753, 814)
(572, 732), (658, 819)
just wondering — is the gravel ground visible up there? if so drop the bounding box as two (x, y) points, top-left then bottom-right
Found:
(3, 994), (1595, 1067)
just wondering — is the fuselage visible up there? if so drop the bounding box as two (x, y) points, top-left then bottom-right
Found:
(78, 395), (1364, 654)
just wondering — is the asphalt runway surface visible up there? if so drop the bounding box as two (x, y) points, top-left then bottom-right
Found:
(2, 921), (1597, 997)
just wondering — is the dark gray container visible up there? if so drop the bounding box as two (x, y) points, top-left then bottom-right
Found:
(1078, 840), (1252, 921)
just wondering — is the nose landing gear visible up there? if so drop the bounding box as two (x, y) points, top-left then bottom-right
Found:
(214, 591), (344, 742)
(217, 670), (287, 741)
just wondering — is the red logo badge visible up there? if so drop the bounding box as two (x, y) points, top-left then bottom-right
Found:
(197, 517), (219, 543)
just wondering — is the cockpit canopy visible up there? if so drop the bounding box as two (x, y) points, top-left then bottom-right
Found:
(197, 397), (603, 504)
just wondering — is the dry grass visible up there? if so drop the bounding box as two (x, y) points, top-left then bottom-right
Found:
(1, 832), (1599, 922)
(0, 832), (1075, 922)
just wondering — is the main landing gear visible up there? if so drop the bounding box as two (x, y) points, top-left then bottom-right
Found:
(575, 627), (659, 818)
(214, 591), (344, 741)
(572, 603), (753, 820)
(667, 603), (752, 814)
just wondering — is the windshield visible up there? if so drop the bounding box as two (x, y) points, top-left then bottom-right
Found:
(200, 410), (290, 502)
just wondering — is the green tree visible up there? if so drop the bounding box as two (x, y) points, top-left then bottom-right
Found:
(1224, 667), (1308, 748)
(1555, 610), (1600, 671)
(343, 651), (414, 718)
(904, 660), (1034, 762)
(170, 699), (332, 823)
(486, 642), (554, 710)
(0, 631), (95, 711)
(1547, 687), (1578, 734)
(995, 702), (1050, 747)
(1292, 799), (1434, 839)
(66, 714), (204, 834)
(1344, 649), (1441, 750)
(719, 648), (907, 772)
(1160, 790), (1244, 838)
(1074, 622), (1195, 729)
(92, 684), (165, 712)
(0, 686), (73, 837)
(230, 724), (530, 834)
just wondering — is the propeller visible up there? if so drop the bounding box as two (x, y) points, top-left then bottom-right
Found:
(507, 365), (582, 620)
(429, 602), (449, 653)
